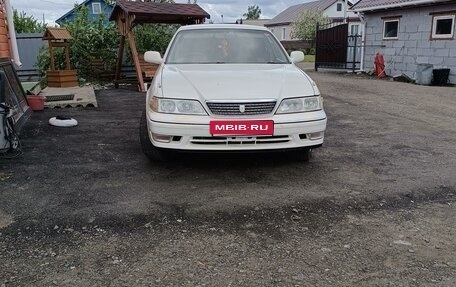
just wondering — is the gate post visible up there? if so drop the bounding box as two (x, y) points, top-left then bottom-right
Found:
(315, 23), (319, 71)
(352, 35), (358, 73)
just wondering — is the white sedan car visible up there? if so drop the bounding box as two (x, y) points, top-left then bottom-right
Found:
(140, 24), (326, 161)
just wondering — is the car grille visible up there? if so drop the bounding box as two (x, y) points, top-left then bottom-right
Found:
(206, 101), (276, 115)
(190, 135), (291, 145)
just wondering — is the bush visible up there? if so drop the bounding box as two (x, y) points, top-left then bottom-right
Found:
(36, 5), (119, 82)
(36, 4), (178, 83)
(133, 24), (178, 55)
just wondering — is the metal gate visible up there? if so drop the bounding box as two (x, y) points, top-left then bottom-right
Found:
(315, 22), (362, 72)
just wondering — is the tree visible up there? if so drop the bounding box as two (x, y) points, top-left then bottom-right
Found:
(291, 9), (329, 40)
(243, 5), (261, 20)
(13, 9), (45, 33)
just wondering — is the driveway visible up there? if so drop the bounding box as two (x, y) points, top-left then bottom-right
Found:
(1, 69), (455, 286)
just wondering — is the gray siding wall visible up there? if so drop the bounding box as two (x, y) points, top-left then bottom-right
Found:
(363, 3), (456, 84)
(16, 33), (46, 80)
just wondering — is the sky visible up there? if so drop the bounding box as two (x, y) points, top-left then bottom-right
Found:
(11, 0), (310, 26)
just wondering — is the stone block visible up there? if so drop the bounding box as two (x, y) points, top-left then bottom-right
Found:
(393, 41), (405, 48)
(429, 57), (444, 65)
(405, 41), (417, 48)
(405, 25), (418, 33)
(450, 49), (456, 57)
(407, 47), (417, 55)
(416, 56), (429, 64)
(434, 48), (449, 57)
(418, 24), (430, 32)
(404, 56), (415, 64)
(448, 74), (455, 84)
(418, 41), (431, 48)
(445, 40), (456, 49)
(419, 48), (433, 56)
(407, 33), (422, 41)
(366, 34), (375, 42)
(406, 63), (418, 72)
(430, 41), (445, 49)
(384, 48), (396, 55)
(442, 57), (456, 66)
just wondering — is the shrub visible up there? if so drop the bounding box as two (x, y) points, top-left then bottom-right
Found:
(36, 5), (119, 82)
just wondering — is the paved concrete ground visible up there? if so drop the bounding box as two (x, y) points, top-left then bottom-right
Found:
(1, 69), (455, 286)
(42, 86), (98, 108)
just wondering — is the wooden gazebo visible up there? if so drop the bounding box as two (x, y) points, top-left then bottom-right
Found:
(109, 0), (210, 92)
(42, 27), (78, 88)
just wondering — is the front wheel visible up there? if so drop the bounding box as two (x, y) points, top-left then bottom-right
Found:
(139, 111), (171, 161)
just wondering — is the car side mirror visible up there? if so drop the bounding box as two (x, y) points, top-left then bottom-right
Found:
(290, 51), (305, 63)
(144, 51), (163, 64)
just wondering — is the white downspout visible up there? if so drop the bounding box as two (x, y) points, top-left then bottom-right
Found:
(359, 14), (366, 72)
(4, 0), (22, 67)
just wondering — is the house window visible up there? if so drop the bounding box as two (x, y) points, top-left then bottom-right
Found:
(282, 27), (286, 40)
(92, 2), (102, 14)
(431, 15), (455, 39)
(383, 19), (399, 39)
(337, 3), (342, 12)
(350, 24), (359, 35)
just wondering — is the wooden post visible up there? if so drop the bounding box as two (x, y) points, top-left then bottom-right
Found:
(127, 31), (145, 92)
(64, 43), (71, 70)
(49, 41), (55, 71)
(115, 35), (125, 88)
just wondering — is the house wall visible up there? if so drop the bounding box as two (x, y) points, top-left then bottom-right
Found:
(362, 3), (456, 84)
(267, 1), (360, 41)
(0, 4), (10, 58)
(57, 0), (113, 25)
(325, 1), (357, 19)
(269, 25), (293, 41)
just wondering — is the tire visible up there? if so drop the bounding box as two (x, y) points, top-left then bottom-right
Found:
(295, 148), (312, 162)
(139, 111), (170, 161)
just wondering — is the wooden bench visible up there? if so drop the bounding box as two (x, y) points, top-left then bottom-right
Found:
(138, 54), (159, 79)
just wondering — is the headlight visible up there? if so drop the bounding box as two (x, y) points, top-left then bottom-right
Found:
(276, 96), (322, 114)
(149, 97), (207, 115)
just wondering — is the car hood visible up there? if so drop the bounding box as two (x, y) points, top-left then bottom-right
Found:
(159, 64), (316, 102)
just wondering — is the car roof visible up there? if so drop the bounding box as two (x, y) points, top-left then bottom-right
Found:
(178, 24), (270, 32)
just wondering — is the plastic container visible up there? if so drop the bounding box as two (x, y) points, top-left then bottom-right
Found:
(27, 95), (46, 111)
(415, 64), (433, 85)
(432, 69), (450, 86)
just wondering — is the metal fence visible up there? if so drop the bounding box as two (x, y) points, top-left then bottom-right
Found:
(16, 33), (45, 81)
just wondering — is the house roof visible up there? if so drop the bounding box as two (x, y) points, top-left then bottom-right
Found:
(43, 28), (73, 40)
(351, 0), (455, 12)
(109, 0), (210, 24)
(266, 0), (338, 26)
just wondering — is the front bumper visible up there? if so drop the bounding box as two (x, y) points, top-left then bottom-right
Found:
(146, 110), (327, 151)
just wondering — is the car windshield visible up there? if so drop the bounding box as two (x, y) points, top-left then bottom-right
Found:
(165, 28), (290, 64)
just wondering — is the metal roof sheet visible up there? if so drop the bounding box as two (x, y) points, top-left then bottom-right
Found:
(351, 0), (454, 11)
(266, 0), (338, 26)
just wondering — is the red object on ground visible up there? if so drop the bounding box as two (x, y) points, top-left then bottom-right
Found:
(374, 53), (386, 78)
(27, 95), (46, 111)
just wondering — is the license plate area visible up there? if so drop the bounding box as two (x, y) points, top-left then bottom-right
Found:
(210, 120), (274, 136)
